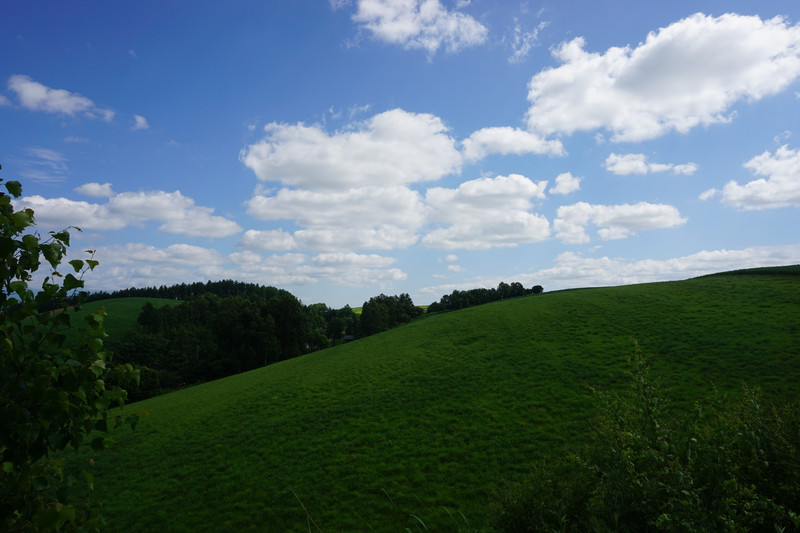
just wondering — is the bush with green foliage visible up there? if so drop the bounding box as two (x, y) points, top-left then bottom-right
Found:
(494, 345), (800, 532)
(0, 169), (138, 531)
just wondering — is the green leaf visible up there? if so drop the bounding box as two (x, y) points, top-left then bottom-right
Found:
(11, 209), (34, 229)
(5, 180), (22, 197)
(52, 333), (67, 347)
(0, 172), (138, 530)
(9, 280), (27, 295)
(63, 273), (84, 291)
(32, 476), (50, 491)
(90, 358), (106, 376)
(83, 471), (95, 491)
(22, 234), (39, 251)
(41, 242), (62, 268)
(52, 230), (71, 246)
(68, 259), (84, 272)
(57, 504), (76, 526)
(35, 508), (61, 529)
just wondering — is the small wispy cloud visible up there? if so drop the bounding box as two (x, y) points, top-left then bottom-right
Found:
(604, 153), (697, 176)
(132, 114), (149, 130)
(506, 20), (547, 64)
(8, 75), (115, 121)
(774, 130), (792, 144)
(18, 147), (70, 183)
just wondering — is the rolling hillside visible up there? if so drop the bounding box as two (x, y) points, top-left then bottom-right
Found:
(79, 297), (178, 338)
(67, 269), (800, 531)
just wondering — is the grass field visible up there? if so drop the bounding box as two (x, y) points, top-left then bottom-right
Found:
(78, 297), (177, 338)
(65, 269), (800, 531)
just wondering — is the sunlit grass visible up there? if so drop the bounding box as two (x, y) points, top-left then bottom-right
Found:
(67, 270), (800, 531)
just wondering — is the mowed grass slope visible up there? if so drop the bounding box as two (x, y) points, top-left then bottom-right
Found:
(78, 298), (177, 338)
(70, 270), (800, 531)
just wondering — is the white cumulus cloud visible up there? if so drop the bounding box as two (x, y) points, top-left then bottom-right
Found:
(248, 186), (424, 231)
(554, 201), (687, 244)
(549, 172), (582, 195)
(247, 186), (425, 251)
(311, 252), (397, 268)
(351, 0), (488, 55)
(238, 229), (297, 251)
(418, 244), (800, 300)
(718, 145), (800, 209)
(423, 174), (550, 250)
(16, 189), (241, 238)
(241, 108), (462, 191)
(461, 126), (565, 161)
(672, 163), (698, 175)
(75, 182), (114, 198)
(219, 250), (405, 289)
(296, 226), (420, 252)
(525, 13), (800, 142)
(533, 244), (800, 289)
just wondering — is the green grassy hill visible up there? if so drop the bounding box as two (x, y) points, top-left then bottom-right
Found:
(79, 297), (177, 338)
(68, 269), (800, 531)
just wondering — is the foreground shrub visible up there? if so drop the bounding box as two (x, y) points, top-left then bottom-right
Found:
(0, 171), (138, 531)
(494, 345), (800, 532)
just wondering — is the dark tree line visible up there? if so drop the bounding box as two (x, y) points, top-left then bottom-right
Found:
(108, 291), (311, 399)
(105, 281), (428, 400)
(85, 279), (283, 302)
(106, 283), (368, 400)
(359, 293), (424, 336)
(426, 281), (543, 314)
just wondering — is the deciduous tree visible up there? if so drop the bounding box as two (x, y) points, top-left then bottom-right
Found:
(0, 168), (138, 531)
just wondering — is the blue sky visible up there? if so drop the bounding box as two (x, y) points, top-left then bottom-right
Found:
(2, 1), (800, 308)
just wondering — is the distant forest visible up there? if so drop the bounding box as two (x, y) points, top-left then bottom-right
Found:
(94, 279), (541, 399)
(427, 281), (543, 313)
(85, 279), (284, 303)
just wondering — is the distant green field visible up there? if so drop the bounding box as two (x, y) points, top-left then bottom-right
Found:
(66, 270), (800, 531)
(78, 297), (177, 338)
